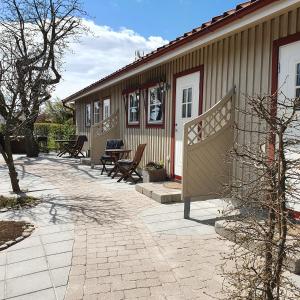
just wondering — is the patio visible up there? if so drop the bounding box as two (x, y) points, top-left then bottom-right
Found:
(0, 154), (241, 299)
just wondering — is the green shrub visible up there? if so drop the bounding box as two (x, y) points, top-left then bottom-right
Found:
(34, 123), (75, 151)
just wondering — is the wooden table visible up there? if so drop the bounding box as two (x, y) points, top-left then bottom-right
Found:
(55, 139), (76, 156)
(105, 149), (131, 176)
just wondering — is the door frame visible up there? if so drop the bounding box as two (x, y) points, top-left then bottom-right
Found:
(270, 32), (300, 160)
(171, 65), (204, 180)
(271, 32), (300, 217)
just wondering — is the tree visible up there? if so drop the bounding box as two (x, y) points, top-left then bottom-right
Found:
(222, 92), (300, 300)
(43, 98), (74, 124)
(0, 0), (84, 193)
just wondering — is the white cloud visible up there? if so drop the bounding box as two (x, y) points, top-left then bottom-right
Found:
(54, 19), (168, 99)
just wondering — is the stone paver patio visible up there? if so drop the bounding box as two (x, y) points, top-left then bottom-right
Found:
(0, 154), (234, 299)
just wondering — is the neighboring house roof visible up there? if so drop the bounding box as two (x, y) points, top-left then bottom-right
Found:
(63, 0), (281, 103)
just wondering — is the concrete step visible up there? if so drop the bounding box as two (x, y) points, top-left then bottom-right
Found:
(135, 182), (182, 204)
(215, 219), (300, 274)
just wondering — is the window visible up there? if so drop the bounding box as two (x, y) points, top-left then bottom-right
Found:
(147, 86), (163, 125)
(128, 92), (140, 125)
(103, 99), (110, 120)
(94, 101), (100, 124)
(85, 103), (91, 127)
(182, 87), (192, 118)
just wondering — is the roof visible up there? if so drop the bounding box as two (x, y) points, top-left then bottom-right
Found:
(63, 0), (277, 103)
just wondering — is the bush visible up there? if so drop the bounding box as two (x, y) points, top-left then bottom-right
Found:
(34, 123), (75, 151)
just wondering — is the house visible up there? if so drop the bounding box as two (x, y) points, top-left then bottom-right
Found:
(63, 0), (300, 217)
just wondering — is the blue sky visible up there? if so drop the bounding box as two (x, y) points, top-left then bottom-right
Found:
(56, 0), (244, 98)
(83, 0), (243, 40)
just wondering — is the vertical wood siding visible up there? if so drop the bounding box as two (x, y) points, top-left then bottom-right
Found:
(74, 6), (300, 176)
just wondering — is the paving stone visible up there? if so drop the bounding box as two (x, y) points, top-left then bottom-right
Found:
(0, 281), (4, 300)
(44, 240), (74, 256)
(0, 253), (6, 266)
(0, 154), (237, 300)
(6, 271), (52, 298)
(64, 283), (84, 300)
(111, 279), (136, 291)
(41, 231), (74, 244)
(6, 256), (48, 279)
(50, 266), (70, 287)
(47, 251), (72, 269)
(124, 287), (150, 298)
(7, 245), (44, 264)
(8, 236), (42, 251)
(7, 288), (57, 300)
(55, 285), (67, 300)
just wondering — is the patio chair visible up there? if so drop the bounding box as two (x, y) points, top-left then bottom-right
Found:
(113, 143), (146, 183)
(61, 135), (88, 158)
(100, 139), (124, 175)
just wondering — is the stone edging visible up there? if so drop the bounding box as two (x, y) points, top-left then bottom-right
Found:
(0, 223), (35, 251)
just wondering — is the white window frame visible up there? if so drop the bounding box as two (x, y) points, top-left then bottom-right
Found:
(147, 85), (163, 125)
(103, 98), (110, 120)
(93, 100), (100, 124)
(85, 103), (91, 127)
(127, 91), (140, 125)
(181, 87), (193, 118)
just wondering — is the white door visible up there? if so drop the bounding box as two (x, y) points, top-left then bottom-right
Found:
(175, 72), (200, 177)
(103, 99), (110, 120)
(278, 40), (300, 211)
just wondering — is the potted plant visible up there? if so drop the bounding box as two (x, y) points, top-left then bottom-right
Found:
(142, 161), (167, 183)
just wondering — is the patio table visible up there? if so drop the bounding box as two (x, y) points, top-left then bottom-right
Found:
(105, 149), (131, 176)
(55, 139), (76, 156)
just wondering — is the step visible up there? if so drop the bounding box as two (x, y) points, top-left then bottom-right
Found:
(215, 219), (300, 274)
(135, 182), (182, 204)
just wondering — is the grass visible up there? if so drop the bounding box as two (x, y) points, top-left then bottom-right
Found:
(0, 195), (39, 209)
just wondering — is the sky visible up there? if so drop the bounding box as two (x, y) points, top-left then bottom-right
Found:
(54, 0), (243, 99)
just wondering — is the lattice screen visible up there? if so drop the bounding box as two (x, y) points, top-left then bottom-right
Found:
(186, 94), (233, 146)
(96, 110), (119, 136)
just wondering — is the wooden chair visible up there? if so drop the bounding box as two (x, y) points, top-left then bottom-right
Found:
(100, 139), (124, 175)
(113, 143), (146, 183)
(61, 135), (87, 158)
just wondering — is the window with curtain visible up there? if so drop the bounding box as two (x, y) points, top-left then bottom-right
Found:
(147, 86), (163, 124)
(128, 92), (140, 125)
(85, 103), (91, 127)
(94, 101), (100, 124)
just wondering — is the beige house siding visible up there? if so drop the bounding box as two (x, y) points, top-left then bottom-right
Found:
(74, 5), (300, 176)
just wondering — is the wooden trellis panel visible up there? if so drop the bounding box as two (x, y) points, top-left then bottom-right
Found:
(182, 88), (235, 200)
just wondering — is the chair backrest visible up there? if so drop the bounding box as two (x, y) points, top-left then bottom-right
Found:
(133, 144), (146, 165)
(75, 135), (88, 150)
(106, 139), (124, 149)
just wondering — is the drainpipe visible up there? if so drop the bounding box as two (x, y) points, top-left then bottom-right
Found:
(63, 101), (75, 125)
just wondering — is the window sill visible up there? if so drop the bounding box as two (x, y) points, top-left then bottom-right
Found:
(126, 123), (140, 128)
(145, 122), (164, 129)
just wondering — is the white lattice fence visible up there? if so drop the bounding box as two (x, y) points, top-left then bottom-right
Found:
(182, 88), (235, 217)
(96, 110), (119, 136)
(90, 110), (120, 165)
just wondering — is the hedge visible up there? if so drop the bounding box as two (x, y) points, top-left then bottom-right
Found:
(34, 123), (76, 151)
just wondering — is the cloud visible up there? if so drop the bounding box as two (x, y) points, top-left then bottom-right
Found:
(54, 19), (168, 99)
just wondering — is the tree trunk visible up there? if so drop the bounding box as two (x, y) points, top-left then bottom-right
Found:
(24, 124), (39, 157)
(0, 134), (21, 193)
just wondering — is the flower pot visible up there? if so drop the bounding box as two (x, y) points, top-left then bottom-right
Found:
(142, 168), (167, 183)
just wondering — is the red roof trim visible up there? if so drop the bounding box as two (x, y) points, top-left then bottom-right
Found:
(63, 0), (279, 103)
